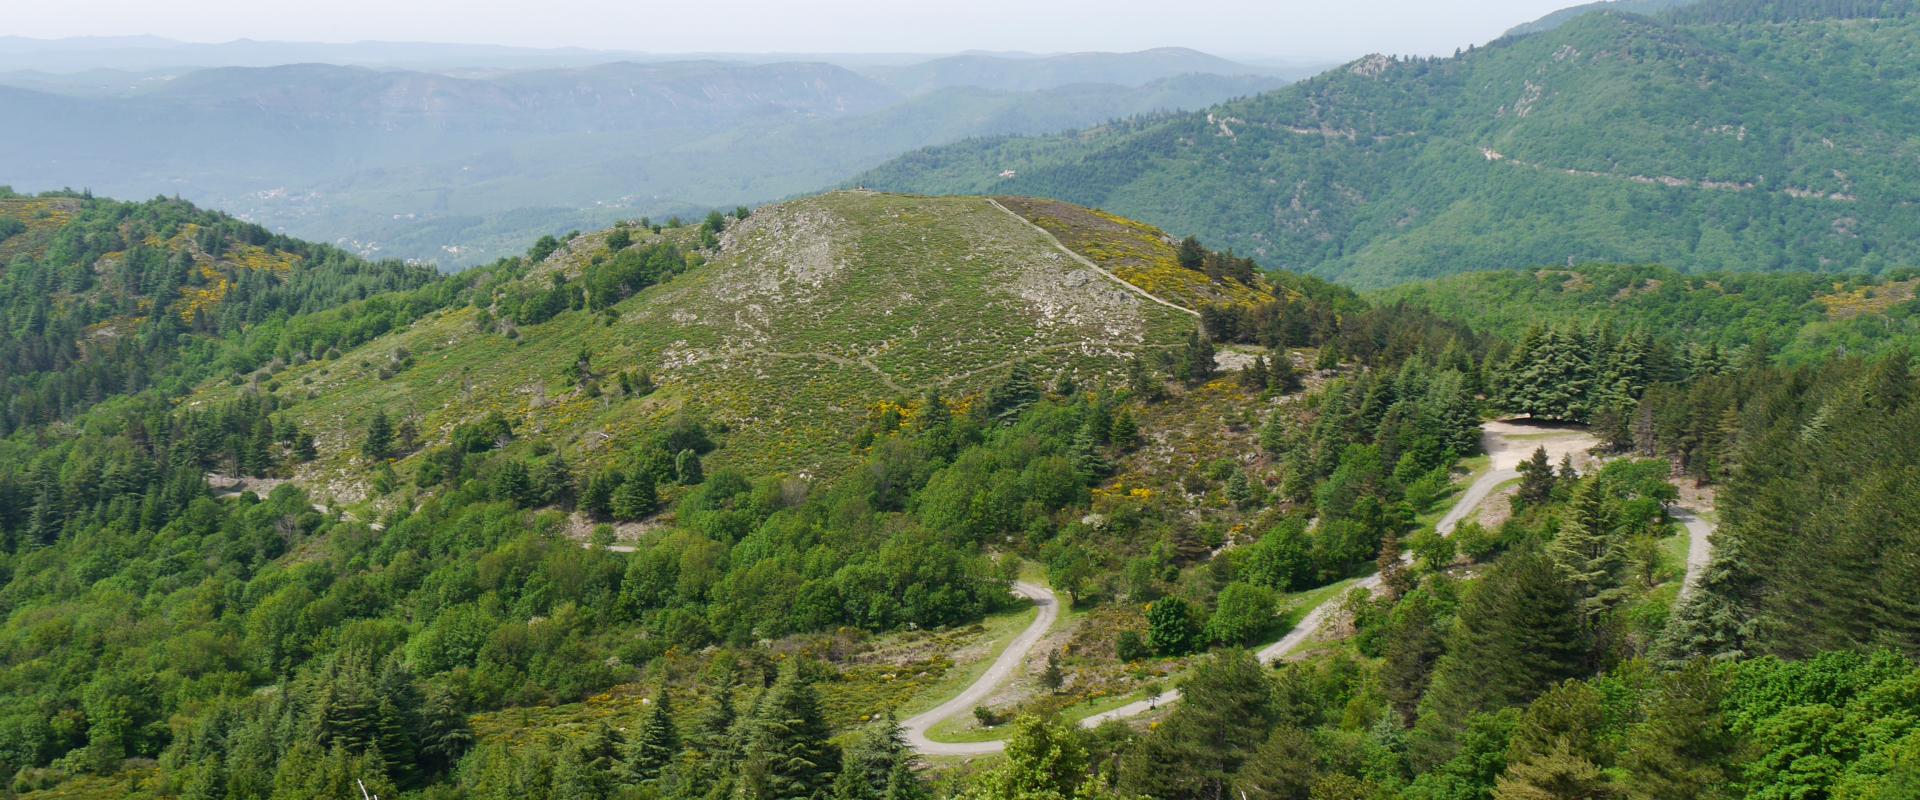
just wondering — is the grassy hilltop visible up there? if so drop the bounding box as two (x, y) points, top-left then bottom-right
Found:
(241, 191), (1219, 501)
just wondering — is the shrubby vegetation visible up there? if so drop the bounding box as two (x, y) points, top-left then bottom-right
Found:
(2, 184), (1917, 800)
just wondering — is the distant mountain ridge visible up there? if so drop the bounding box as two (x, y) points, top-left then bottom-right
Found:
(861, 47), (1283, 93)
(0, 47), (1287, 267)
(860, 4), (1920, 286)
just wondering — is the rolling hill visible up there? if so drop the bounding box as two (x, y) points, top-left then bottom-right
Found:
(859, 2), (1920, 286)
(236, 190), (1248, 503)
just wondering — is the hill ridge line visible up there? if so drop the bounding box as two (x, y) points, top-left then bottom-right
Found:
(985, 197), (1202, 320)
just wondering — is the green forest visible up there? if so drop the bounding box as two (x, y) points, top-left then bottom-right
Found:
(859, 1), (1920, 287)
(0, 183), (1915, 800)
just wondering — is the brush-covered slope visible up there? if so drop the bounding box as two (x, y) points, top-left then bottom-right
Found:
(1378, 263), (1920, 361)
(254, 192), (1218, 500)
(0, 190), (433, 431)
(861, 3), (1920, 286)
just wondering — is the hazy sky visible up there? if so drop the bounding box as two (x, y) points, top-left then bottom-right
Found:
(10, 0), (1586, 61)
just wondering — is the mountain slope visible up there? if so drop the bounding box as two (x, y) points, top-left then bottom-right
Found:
(0, 190), (434, 431)
(861, 7), (1920, 286)
(1378, 263), (1920, 362)
(861, 47), (1270, 94)
(246, 191), (1219, 501)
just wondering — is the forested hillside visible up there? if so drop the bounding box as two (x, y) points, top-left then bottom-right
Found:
(1, 183), (1918, 800)
(0, 189), (435, 433)
(861, 1), (1920, 286)
(0, 190), (1496, 798)
(1380, 264), (1920, 362)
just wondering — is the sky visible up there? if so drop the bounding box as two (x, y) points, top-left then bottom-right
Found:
(7, 0), (1589, 62)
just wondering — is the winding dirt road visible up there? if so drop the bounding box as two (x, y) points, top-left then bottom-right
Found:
(1079, 420), (1598, 728)
(902, 582), (1060, 756)
(906, 420), (1597, 754)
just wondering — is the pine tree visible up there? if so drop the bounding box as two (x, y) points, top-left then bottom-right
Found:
(626, 686), (679, 783)
(740, 663), (840, 800)
(1377, 532), (1411, 600)
(1491, 739), (1615, 800)
(552, 738), (610, 800)
(986, 362), (1041, 420)
(1109, 410), (1141, 451)
(418, 686), (473, 777)
(1179, 330), (1217, 385)
(611, 472), (657, 520)
(1619, 660), (1737, 800)
(492, 460), (534, 506)
(582, 470), (619, 520)
(1516, 446), (1556, 507)
(1040, 651), (1064, 692)
(1127, 355), (1163, 402)
(1177, 236), (1206, 270)
(1550, 481), (1624, 623)
(1414, 549), (1587, 768)
(1315, 342), (1341, 371)
(1240, 355), (1270, 391)
(1271, 349), (1303, 393)
(362, 410), (393, 461)
(1119, 650), (1279, 799)
(1231, 725), (1316, 800)
(1381, 589), (1445, 724)
(834, 714), (919, 800)
(692, 674), (739, 758)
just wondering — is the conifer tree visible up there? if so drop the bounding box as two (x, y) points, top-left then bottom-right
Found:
(833, 713), (921, 800)
(1241, 355), (1270, 391)
(1230, 725), (1316, 800)
(1179, 330), (1217, 385)
(1271, 349), (1303, 393)
(1315, 342), (1341, 371)
(740, 663), (840, 800)
(1515, 446), (1556, 507)
(692, 674), (739, 757)
(1109, 410), (1141, 451)
(611, 472), (657, 521)
(1120, 650), (1279, 799)
(1619, 660), (1736, 800)
(362, 410), (392, 461)
(1549, 481), (1624, 623)
(1381, 588), (1445, 724)
(1414, 549), (1587, 768)
(626, 687), (679, 784)
(1177, 236), (1205, 270)
(1491, 739), (1614, 800)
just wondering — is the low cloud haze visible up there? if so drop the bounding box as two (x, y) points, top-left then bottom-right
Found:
(10, 0), (1585, 62)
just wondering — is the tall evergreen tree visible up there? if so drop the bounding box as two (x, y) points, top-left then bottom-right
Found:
(626, 686), (679, 784)
(1549, 480), (1624, 623)
(1619, 660), (1737, 800)
(1119, 650), (1279, 799)
(740, 663), (840, 800)
(362, 410), (393, 461)
(1414, 549), (1587, 768)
